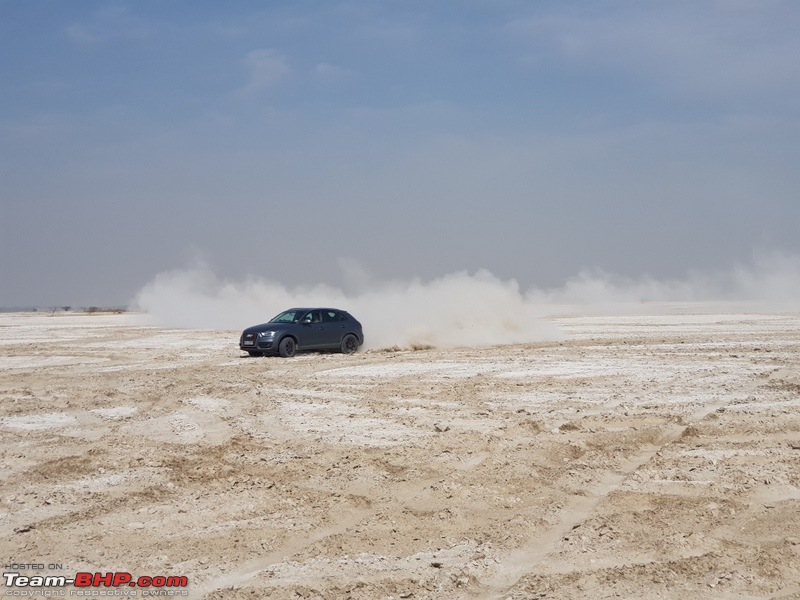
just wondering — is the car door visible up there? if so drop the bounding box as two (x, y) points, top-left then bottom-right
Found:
(321, 310), (346, 347)
(298, 310), (326, 348)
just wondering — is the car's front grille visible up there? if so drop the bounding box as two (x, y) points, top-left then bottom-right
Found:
(241, 332), (256, 346)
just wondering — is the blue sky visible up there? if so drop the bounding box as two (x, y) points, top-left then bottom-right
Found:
(2, 1), (799, 307)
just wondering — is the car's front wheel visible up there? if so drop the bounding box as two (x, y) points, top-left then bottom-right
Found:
(340, 333), (358, 354)
(278, 337), (296, 358)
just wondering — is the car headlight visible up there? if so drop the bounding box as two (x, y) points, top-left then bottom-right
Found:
(258, 331), (276, 338)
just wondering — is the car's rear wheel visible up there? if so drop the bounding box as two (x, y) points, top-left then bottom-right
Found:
(278, 337), (296, 358)
(340, 333), (358, 354)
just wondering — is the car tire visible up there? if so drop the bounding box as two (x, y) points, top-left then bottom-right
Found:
(278, 337), (296, 358)
(340, 333), (358, 354)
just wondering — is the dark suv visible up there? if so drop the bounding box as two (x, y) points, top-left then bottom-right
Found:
(239, 308), (364, 357)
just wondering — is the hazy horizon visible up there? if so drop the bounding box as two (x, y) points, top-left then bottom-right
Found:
(2, 2), (799, 308)
(6, 250), (800, 313)
(7, 251), (800, 350)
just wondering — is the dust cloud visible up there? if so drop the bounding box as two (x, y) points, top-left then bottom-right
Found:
(132, 251), (800, 349)
(132, 266), (564, 349)
(526, 251), (800, 314)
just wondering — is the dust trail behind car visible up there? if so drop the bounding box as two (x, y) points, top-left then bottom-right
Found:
(133, 265), (565, 349)
(132, 252), (800, 349)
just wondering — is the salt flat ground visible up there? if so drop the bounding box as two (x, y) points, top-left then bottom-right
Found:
(1, 310), (799, 599)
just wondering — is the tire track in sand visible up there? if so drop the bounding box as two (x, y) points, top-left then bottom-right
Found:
(477, 401), (729, 599)
(193, 501), (375, 598)
(192, 460), (477, 599)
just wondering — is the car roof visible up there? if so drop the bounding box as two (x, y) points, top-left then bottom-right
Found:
(286, 307), (347, 312)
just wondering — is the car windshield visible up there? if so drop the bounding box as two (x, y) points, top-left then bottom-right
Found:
(269, 310), (305, 324)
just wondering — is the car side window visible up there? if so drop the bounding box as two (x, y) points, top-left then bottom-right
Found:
(323, 311), (339, 323)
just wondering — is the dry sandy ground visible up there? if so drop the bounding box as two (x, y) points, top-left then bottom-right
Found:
(2, 309), (800, 599)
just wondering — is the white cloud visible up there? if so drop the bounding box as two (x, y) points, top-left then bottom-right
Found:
(239, 49), (292, 97)
(508, 3), (800, 103)
(314, 62), (354, 83)
(65, 6), (154, 46)
(66, 23), (102, 45)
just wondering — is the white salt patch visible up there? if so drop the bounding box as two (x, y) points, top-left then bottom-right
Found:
(98, 333), (206, 350)
(127, 411), (231, 445)
(265, 542), (486, 584)
(95, 363), (180, 373)
(183, 396), (232, 412)
(678, 449), (767, 460)
(725, 397), (800, 411)
(319, 362), (496, 379)
(496, 360), (627, 379)
(0, 356), (107, 369)
(1, 413), (77, 430)
(265, 388), (360, 401)
(170, 414), (202, 437)
(277, 400), (427, 447)
(62, 473), (132, 492)
(90, 406), (138, 420)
